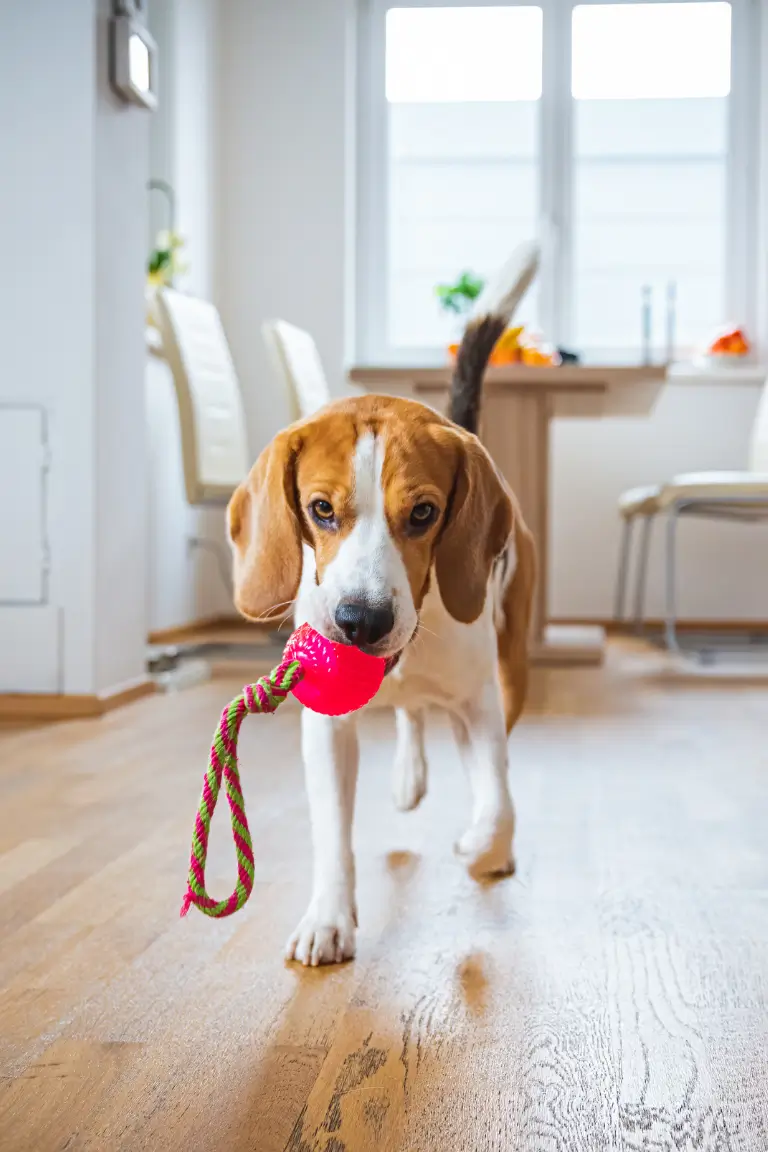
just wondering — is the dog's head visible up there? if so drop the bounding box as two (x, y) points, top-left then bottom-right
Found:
(227, 395), (512, 659)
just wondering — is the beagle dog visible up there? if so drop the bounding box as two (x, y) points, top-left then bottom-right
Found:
(227, 310), (535, 965)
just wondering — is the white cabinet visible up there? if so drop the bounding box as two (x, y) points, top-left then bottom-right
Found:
(0, 405), (59, 692)
(0, 405), (49, 602)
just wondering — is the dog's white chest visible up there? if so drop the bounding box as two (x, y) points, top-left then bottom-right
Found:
(373, 580), (498, 713)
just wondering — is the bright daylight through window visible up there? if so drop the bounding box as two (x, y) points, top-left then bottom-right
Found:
(363, 1), (749, 365)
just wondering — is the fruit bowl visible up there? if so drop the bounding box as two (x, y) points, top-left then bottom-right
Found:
(706, 326), (750, 358)
(447, 324), (561, 367)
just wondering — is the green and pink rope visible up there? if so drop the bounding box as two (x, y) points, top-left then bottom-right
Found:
(180, 623), (387, 922)
(180, 657), (304, 918)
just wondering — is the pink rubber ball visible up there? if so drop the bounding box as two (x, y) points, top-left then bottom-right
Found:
(283, 623), (386, 716)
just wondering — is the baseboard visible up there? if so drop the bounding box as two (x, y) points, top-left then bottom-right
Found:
(148, 614), (237, 645)
(150, 616), (282, 653)
(552, 617), (768, 635)
(0, 676), (155, 722)
(98, 676), (156, 713)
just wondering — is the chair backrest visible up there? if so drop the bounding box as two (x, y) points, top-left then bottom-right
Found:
(748, 378), (768, 473)
(154, 288), (250, 505)
(263, 319), (331, 422)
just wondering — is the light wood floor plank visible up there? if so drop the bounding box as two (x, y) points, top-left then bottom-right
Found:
(1, 641), (767, 1149)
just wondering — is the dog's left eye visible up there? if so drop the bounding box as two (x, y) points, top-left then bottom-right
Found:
(310, 499), (335, 524)
(410, 502), (437, 527)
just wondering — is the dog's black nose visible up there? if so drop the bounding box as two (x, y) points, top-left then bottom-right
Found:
(335, 601), (395, 647)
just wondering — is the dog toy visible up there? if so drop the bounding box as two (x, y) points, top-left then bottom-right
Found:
(180, 623), (386, 920)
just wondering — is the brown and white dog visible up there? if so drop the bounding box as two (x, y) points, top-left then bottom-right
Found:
(227, 310), (535, 965)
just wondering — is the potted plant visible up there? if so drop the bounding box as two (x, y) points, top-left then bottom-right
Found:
(147, 229), (187, 289)
(434, 270), (486, 319)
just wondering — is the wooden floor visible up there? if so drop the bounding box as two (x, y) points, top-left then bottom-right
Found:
(2, 642), (768, 1151)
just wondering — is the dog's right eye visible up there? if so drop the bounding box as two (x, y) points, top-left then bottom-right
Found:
(310, 499), (335, 525)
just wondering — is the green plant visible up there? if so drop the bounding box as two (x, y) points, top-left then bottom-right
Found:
(147, 229), (187, 287)
(434, 270), (485, 315)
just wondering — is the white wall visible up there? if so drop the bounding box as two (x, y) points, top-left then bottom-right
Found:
(0, 0), (151, 695)
(0, 0), (96, 693)
(149, 0), (218, 299)
(755, 0), (768, 363)
(172, 0), (217, 303)
(551, 379), (768, 621)
(148, 0), (174, 247)
(145, 0), (232, 633)
(94, 0), (150, 692)
(217, 0), (358, 456)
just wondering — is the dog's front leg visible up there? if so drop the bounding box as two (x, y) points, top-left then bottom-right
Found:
(451, 683), (516, 880)
(286, 708), (359, 966)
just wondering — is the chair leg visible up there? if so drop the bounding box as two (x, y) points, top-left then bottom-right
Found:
(633, 514), (654, 636)
(664, 505), (682, 653)
(614, 517), (634, 622)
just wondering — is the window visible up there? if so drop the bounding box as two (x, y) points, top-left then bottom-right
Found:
(358, 0), (757, 365)
(572, 3), (732, 359)
(384, 6), (542, 352)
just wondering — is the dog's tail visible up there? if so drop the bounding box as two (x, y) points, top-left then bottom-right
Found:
(449, 314), (508, 435)
(449, 245), (539, 435)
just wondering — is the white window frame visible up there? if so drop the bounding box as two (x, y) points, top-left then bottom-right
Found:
(356, 0), (759, 365)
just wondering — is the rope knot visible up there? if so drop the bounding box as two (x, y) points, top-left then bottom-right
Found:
(242, 658), (304, 715)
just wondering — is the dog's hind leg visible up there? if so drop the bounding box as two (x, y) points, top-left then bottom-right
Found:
(451, 685), (515, 879)
(392, 708), (428, 811)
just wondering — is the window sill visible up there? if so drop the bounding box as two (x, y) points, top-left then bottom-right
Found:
(667, 360), (766, 386)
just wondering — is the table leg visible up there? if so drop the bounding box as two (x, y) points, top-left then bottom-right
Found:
(481, 391), (604, 666)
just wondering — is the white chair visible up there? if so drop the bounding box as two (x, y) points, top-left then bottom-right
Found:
(262, 319), (332, 421)
(614, 485), (663, 624)
(155, 288), (250, 504)
(615, 379), (768, 652)
(151, 289), (283, 668)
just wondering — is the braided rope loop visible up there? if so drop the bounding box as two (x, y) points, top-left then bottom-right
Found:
(180, 657), (304, 919)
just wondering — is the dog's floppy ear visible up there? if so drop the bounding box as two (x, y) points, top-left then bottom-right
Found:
(227, 429), (302, 621)
(435, 432), (513, 624)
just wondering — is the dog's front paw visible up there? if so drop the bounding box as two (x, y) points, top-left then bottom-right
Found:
(286, 898), (357, 967)
(455, 809), (516, 880)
